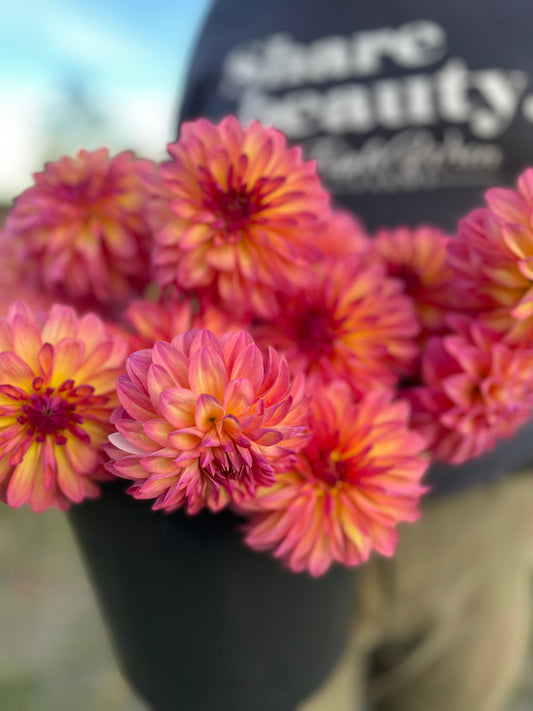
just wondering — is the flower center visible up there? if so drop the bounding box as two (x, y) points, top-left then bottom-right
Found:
(14, 378), (100, 445)
(205, 183), (259, 242)
(294, 307), (336, 361)
(392, 265), (423, 295)
(23, 392), (75, 437)
(56, 177), (101, 206)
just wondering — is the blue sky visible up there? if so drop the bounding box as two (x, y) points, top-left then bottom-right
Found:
(0, 0), (211, 200)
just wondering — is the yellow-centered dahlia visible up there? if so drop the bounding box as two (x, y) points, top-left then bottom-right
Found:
(0, 303), (127, 511)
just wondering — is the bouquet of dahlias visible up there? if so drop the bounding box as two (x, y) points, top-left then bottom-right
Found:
(4, 115), (533, 711)
(0, 116), (436, 577)
(4, 115), (533, 572)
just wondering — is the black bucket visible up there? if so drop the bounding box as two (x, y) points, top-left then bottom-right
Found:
(69, 482), (357, 711)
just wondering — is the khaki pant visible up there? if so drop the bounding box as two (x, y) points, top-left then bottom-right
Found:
(298, 472), (533, 711)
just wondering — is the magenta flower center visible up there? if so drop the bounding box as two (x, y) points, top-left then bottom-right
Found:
(11, 377), (106, 446)
(56, 177), (105, 208)
(205, 184), (259, 240)
(294, 307), (337, 360)
(316, 452), (349, 487)
(23, 392), (77, 437)
(391, 265), (423, 295)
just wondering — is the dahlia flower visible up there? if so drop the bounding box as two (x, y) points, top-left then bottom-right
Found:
(5, 148), (155, 313)
(0, 228), (54, 315)
(243, 382), (428, 576)
(448, 170), (533, 343)
(314, 209), (370, 261)
(120, 294), (247, 352)
(106, 329), (309, 514)
(404, 318), (533, 464)
(253, 260), (418, 394)
(150, 116), (330, 317)
(370, 226), (457, 335)
(0, 302), (128, 512)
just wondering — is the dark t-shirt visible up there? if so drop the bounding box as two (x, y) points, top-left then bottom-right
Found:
(178, 0), (533, 495)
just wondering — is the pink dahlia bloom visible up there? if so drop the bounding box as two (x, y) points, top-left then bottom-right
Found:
(5, 148), (155, 314)
(0, 303), (128, 512)
(243, 382), (428, 577)
(106, 329), (309, 514)
(0, 229), (54, 315)
(448, 170), (533, 343)
(150, 116), (330, 317)
(370, 226), (458, 335)
(404, 318), (533, 464)
(253, 260), (419, 394)
(314, 209), (370, 261)
(119, 294), (247, 352)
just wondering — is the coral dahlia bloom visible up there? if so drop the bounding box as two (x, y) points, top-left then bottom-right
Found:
(0, 303), (128, 512)
(243, 382), (428, 576)
(404, 318), (533, 464)
(448, 170), (533, 343)
(150, 116), (330, 317)
(0, 228), (54, 316)
(120, 294), (247, 352)
(314, 209), (370, 261)
(253, 260), (418, 394)
(5, 148), (155, 313)
(106, 329), (309, 514)
(370, 226), (457, 335)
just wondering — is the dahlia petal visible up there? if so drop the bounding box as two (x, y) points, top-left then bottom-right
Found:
(109, 454), (151, 480)
(195, 393), (225, 431)
(369, 524), (399, 558)
(65, 435), (100, 476)
(140, 454), (181, 476)
(179, 224), (213, 250)
(229, 343), (264, 390)
(142, 419), (175, 447)
(221, 330), (254, 373)
(158, 388), (198, 428)
(126, 350), (153, 393)
(108, 431), (148, 456)
(147, 363), (178, 403)
(250, 428), (284, 446)
(188, 346), (228, 401)
(0, 351), (35, 387)
(205, 244), (237, 271)
(486, 187), (528, 225)
(51, 340), (84, 385)
(11, 314), (41, 371)
(72, 341), (114, 383)
(29, 468), (65, 512)
(52, 445), (88, 502)
(117, 377), (156, 420)
(223, 378), (254, 418)
(6, 442), (41, 507)
(168, 430), (202, 451)
(37, 343), (54, 380)
(152, 342), (190, 388)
